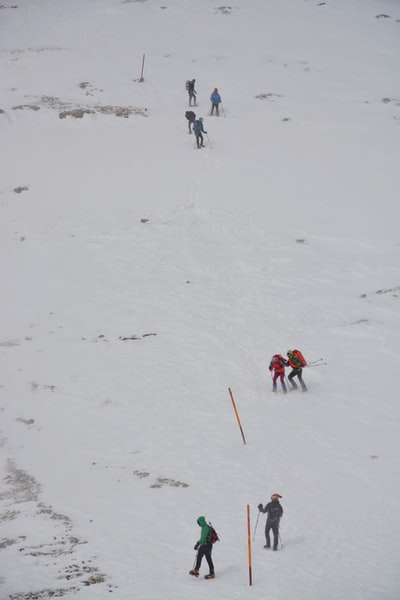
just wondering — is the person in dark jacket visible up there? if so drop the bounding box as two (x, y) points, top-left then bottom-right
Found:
(189, 516), (215, 579)
(210, 88), (221, 116)
(192, 117), (207, 148)
(187, 79), (197, 106)
(185, 110), (196, 134)
(287, 350), (307, 391)
(258, 493), (283, 550)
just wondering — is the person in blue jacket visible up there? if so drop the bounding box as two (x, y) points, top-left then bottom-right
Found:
(192, 117), (207, 149)
(210, 88), (222, 116)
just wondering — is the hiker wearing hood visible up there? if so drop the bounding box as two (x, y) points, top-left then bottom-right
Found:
(287, 350), (307, 392)
(189, 516), (215, 579)
(192, 117), (207, 149)
(258, 494), (283, 551)
(210, 88), (221, 116)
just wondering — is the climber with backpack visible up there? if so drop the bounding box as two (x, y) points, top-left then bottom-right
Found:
(185, 110), (196, 134)
(269, 354), (288, 393)
(186, 79), (197, 106)
(192, 117), (207, 149)
(287, 349), (308, 392)
(189, 516), (219, 579)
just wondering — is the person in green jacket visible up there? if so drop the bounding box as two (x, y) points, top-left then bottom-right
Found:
(189, 516), (215, 579)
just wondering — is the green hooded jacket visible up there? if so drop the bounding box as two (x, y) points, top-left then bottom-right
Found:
(196, 516), (211, 545)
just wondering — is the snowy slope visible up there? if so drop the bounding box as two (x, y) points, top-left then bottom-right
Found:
(1, 1), (400, 599)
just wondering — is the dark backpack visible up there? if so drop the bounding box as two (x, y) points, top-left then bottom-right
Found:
(185, 80), (191, 91)
(193, 120), (202, 133)
(206, 524), (220, 544)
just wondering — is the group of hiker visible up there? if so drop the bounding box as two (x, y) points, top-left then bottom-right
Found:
(269, 349), (308, 393)
(184, 79), (222, 149)
(183, 78), (309, 581)
(190, 494), (283, 580)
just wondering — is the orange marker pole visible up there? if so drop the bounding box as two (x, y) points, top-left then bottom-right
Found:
(228, 387), (246, 445)
(247, 504), (253, 586)
(139, 54), (145, 82)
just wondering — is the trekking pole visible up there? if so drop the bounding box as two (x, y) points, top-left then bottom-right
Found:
(252, 510), (260, 542)
(306, 362), (328, 368)
(206, 133), (212, 149)
(307, 358), (324, 366)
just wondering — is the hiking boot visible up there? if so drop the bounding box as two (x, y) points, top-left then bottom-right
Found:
(205, 574), (215, 579)
(189, 570), (199, 577)
(272, 384), (277, 392)
(264, 544), (270, 549)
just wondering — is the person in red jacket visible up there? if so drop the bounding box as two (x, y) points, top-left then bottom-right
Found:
(269, 354), (288, 393)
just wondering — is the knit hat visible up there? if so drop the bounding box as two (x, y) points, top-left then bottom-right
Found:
(271, 493), (282, 500)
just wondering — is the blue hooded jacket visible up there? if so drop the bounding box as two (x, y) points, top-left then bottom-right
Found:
(193, 119), (205, 134)
(210, 91), (221, 104)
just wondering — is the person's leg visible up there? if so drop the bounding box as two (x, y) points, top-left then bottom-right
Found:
(265, 523), (271, 548)
(272, 372), (278, 391)
(272, 524), (279, 550)
(194, 545), (205, 570)
(204, 545), (214, 575)
(288, 370), (298, 389)
(298, 369), (307, 391)
(279, 372), (287, 392)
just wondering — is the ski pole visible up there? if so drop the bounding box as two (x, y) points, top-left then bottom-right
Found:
(221, 104), (226, 117)
(252, 510), (260, 542)
(206, 133), (212, 149)
(306, 362), (327, 368)
(279, 532), (284, 549)
(307, 358), (324, 365)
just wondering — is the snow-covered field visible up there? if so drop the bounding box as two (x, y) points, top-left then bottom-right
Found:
(1, 1), (400, 598)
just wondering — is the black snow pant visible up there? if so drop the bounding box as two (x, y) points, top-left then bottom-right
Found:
(210, 103), (219, 116)
(265, 521), (279, 550)
(194, 542), (214, 574)
(195, 132), (204, 148)
(188, 91), (196, 106)
(288, 367), (307, 391)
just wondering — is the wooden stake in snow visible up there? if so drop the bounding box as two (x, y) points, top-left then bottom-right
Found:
(228, 387), (246, 445)
(139, 54), (145, 82)
(247, 504), (253, 586)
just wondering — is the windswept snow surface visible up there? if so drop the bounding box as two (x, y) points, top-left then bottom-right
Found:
(1, 1), (400, 599)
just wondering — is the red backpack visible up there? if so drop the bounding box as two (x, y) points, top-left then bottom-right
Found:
(292, 349), (307, 367)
